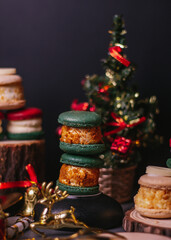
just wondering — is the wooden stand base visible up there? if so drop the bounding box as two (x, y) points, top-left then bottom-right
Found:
(0, 140), (45, 187)
(123, 208), (171, 237)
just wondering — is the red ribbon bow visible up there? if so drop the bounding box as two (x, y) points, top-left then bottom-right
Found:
(109, 46), (130, 67)
(0, 164), (38, 190)
(104, 112), (146, 137)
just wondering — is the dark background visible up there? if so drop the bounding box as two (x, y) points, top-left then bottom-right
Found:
(0, 0), (170, 182)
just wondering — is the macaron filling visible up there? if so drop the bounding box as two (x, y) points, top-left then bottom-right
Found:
(59, 164), (99, 187)
(60, 125), (103, 145)
(6, 108), (44, 140)
(7, 118), (42, 133)
(0, 84), (24, 102)
(134, 186), (171, 210)
(0, 74), (24, 103)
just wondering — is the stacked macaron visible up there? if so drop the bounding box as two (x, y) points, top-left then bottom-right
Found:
(134, 166), (171, 218)
(58, 111), (106, 155)
(0, 112), (4, 140)
(57, 111), (105, 195)
(0, 68), (44, 141)
(0, 68), (25, 110)
(6, 108), (44, 140)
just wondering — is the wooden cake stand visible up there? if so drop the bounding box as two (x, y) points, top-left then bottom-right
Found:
(123, 208), (171, 237)
(0, 139), (45, 188)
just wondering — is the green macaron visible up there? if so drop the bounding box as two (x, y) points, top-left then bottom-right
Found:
(60, 153), (104, 168)
(166, 158), (171, 168)
(59, 141), (106, 156)
(7, 131), (44, 140)
(56, 180), (99, 195)
(58, 111), (101, 127)
(58, 111), (105, 155)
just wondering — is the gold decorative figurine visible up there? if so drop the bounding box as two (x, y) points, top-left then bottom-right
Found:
(0, 204), (8, 240)
(30, 182), (88, 237)
(20, 184), (41, 217)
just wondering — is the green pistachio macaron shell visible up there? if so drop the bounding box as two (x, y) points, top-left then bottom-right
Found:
(59, 141), (106, 155)
(7, 131), (44, 140)
(56, 180), (99, 195)
(58, 111), (101, 127)
(60, 153), (104, 168)
(166, 158), (171, 168)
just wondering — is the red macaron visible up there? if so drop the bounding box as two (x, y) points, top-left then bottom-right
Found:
(7, 108), (42, 121)
(0, 111), (4, 119)
(6, 107), (44, 140)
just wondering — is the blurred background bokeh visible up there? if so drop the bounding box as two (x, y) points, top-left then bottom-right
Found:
(0, 0), (170, 182)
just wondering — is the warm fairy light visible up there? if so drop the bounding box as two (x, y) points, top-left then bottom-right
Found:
(117, 103), (121, 108)
(104, 85), (109, 91)
(120, 30), (127, 35)
(135, 140), (140, 146)
(115, 43), (125, 48)
(99, 154), (105, 159)
(130, 99), (134, 107)
(105, 69), (114, 79)
(108, 30), (113, 34)
(149, 96), (157, 103)
(124, 115), (128, 121)
(129, 118), (140, 125)
(116, 97), (121, 101)
(156, 108), (160, 114)
(110, 80), (117, 86)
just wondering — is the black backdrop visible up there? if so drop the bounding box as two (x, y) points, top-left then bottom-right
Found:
(0, 0), (171, 182)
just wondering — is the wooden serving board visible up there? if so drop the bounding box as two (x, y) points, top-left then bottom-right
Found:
(123, 208), (171, 237)
(118, 232), (171, 240)
(100, 232), (171, 240)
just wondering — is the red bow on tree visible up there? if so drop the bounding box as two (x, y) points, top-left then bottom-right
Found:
(109, 46), (130, 67)
(104, 112), (146, 137)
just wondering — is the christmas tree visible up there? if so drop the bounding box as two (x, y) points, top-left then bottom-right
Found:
(72, 15), (160, 168)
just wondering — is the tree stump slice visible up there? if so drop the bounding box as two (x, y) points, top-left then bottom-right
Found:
(123, 208), (171, 237)
(0, 139), (45, 193)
